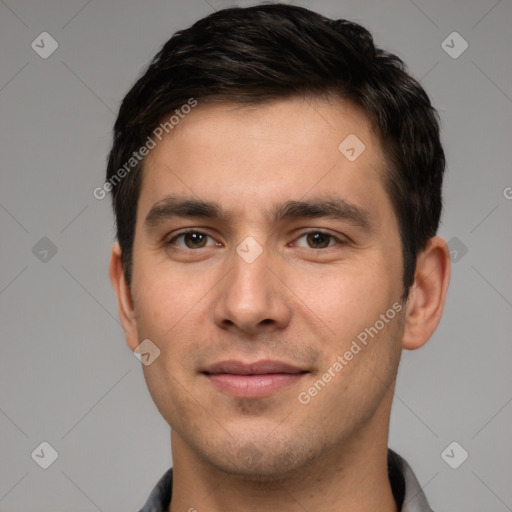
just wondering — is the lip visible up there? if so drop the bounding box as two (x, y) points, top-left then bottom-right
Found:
(203, 360), (309, 398)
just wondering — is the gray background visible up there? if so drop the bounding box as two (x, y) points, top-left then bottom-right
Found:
(1, 0), (511, 510)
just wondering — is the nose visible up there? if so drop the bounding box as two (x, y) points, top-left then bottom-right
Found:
(212, 246), (292, 336)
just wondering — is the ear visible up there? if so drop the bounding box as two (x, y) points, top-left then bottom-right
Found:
(402, 236), (451, 350)
(109, 242), (139, 351)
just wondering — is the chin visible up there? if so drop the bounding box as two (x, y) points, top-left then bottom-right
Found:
(200, 436), (324, 483)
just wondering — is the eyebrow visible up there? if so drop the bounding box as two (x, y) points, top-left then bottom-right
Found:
(144, 196), (232, 229)
(273, 199), (371, 230)
(144, 195), (372, 231)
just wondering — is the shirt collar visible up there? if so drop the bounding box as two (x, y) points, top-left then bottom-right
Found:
(138, 449), (434, 512)
(389, 450), (435, 512)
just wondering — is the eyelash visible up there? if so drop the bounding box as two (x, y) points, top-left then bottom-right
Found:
(167, 229), (345, 250)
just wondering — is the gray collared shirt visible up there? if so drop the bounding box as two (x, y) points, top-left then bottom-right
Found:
(138, 449), (434, 512)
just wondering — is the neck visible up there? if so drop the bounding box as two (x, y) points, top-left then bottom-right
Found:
(168, 402), (398, 512)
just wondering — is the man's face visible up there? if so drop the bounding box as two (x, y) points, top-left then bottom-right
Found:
(127, 97), (406, 478)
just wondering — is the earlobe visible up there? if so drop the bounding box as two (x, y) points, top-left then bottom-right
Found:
(402, 236), (451, 350)
(109, 242), (139, 351)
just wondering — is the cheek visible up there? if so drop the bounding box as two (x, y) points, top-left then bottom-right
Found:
(133, 272), (208, 429)
(288, 255), (399, 334)
(131, 261), (212, 339)
(141, 360), (202, 436)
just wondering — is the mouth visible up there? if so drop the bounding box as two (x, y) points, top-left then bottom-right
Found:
(202, 360), (309, 398)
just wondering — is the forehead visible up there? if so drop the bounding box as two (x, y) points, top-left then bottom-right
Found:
(138, 96), (389, 223)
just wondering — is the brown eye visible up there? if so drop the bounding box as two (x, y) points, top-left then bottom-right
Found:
(184, 232), (208, 248)
(306, 232), (332, 249)
(170, 231), (216, 249)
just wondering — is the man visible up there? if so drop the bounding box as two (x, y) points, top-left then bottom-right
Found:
(107, 4), (450, 511)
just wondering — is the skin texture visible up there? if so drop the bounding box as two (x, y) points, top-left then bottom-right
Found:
(110, 97), (451, 512)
